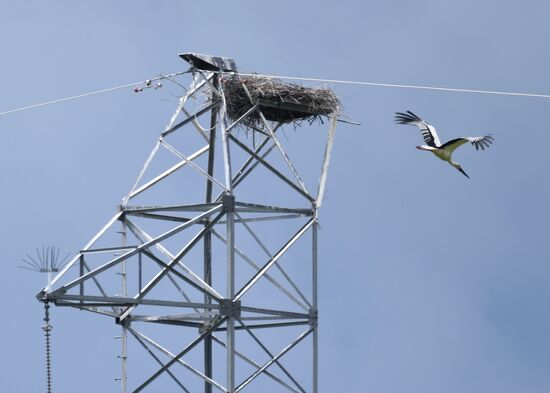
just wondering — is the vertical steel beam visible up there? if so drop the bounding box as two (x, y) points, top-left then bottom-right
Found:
(120, 218), (128, 393)
(138, 251), (142, 295)
(218, 76), (237, 393)
(204, 74), (219, 393)
(312, 222), (319, 393)
(226, 206), (235, 393)
(79, 255), (84, 307)
(219, 87), (233, 192)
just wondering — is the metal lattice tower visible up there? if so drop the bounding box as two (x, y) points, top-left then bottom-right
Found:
(37, 53), (339, 393)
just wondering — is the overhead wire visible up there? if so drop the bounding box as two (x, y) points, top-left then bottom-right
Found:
(237, 72), (550, 99)
(0, 70), (189, 117)
(2, 69), (550, 118)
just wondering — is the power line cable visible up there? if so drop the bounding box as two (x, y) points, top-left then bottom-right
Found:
(2, 70), (550, 118)
(0, 71), (189, 117)
(238, 72), (550, 99)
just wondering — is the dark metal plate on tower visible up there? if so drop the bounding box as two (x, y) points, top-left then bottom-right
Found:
(179, 53), (237, 72)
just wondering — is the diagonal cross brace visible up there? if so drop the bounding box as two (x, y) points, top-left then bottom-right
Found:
(118, 211), (225, 322)
(43, 211), (123, 293)
(238, 80), (312, 198)
(237, 319), (306, 393)
(227, 133), (315, 203)
(128, 328), (192, 392)
(125, 219), (223, 300)
(162, 101), (219, 138)
(133, 317), (228, 393)
(235, 212), (312, 309)
(235, 326), (314, 392)
(129, 327), (227, 393)
(211, 335), (301, 393)
(211, 229), (309, 311)
(140, 249), (221, 304)
(128, 144), (210, 200)
(235, 218), (315, 301)
(50, 205), (222, 296)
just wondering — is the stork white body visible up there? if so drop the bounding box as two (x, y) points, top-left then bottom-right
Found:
(395, 111), (494, 178)
(417, 145), (450, 160)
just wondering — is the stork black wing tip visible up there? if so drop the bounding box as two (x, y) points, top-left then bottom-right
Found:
(394, 111), (417, 124)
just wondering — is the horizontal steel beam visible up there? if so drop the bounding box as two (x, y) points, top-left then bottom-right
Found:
(80, 245), (138, 254)
(131, 312), (219, 322)
(214, 320), (310, 332)
(218, 213), (304, 224)
(52, 304), (120, 317)
(234, 202), (313, 215)
(137, 320), (203, 328)
(49, 294), (220, 310)
(240, 305), (310, 319)
(124, 202), (221, 213)
(124, 212), (194, 223)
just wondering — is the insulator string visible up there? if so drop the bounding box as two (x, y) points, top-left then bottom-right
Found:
(43, 302), (52, 393)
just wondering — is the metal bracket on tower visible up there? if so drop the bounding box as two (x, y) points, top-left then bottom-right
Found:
(222, 194), (235, 212)
(308, 309), (318, 326)
(219, 299), (241, 318)
(179, 52), (237, 72)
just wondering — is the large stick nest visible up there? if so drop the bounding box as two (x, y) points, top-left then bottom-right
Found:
(221, 75), (340, 130)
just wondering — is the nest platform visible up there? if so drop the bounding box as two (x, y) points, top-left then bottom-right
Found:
(221, 75), (340, 130)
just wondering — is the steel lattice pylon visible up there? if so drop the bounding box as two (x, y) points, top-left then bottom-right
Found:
(37, 53), (338, 393)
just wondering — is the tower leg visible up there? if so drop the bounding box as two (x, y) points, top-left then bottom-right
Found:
(226, 208), (235, 393)
(313, 222), (319, 393)
(120, 219), (128, 393)
(204, 74), (219, 393)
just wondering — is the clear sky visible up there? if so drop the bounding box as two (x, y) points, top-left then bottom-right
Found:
(1, 1), (550, 392)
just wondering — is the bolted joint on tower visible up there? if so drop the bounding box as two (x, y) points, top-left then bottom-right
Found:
(221, 194), (235, 213)
(219, 299), (241, 319)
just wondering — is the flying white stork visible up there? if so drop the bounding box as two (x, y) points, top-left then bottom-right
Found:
(395, 111), (494, 178)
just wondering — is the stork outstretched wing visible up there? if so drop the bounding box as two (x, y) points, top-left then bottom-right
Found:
(439, 135), (494, 152)
(395, 111), (441, 147)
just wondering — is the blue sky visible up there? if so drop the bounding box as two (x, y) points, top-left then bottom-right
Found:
(1, 1), (550, 392)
